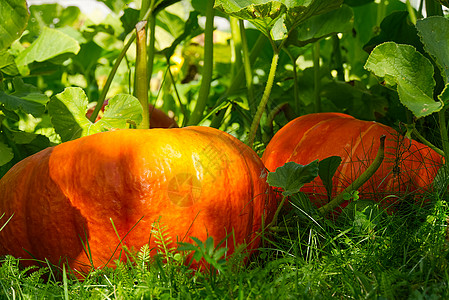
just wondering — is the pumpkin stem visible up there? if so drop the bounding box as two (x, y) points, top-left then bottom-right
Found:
(136, 21), (150, 129)
(318, 135), (386, 216)
(266, 194), (288, 229)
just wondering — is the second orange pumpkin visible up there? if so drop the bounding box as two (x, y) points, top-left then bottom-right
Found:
(262, 113), (443, 211)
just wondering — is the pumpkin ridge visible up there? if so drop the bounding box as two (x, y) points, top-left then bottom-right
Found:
(337, 121), (383, 195)
(286, 114), (347, 163)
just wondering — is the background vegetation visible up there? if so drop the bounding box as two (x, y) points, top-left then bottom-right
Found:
(1, 0), (449, 298)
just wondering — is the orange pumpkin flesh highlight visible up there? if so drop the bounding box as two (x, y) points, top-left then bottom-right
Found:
(262, 113), (443, 211)
(0, 127), (274, 275)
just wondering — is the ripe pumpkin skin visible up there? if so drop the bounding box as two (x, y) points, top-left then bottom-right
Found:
(262, 113), (443, 209)
(0, 126), (274, 274)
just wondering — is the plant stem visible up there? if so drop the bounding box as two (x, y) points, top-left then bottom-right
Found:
(239, 19), (256, 117)
(247, 51), (279, 147)
(412, 128), (444, 156)
(265, 102), (292, 134)
(136, 21), (150, 129)
(284, 49), (300, 114)
(377, 0), (387, 26)
(266, 194), (288, 229)
(406, 0), (417, 24)
(313, 42), (321, 113)
(425, 0), (444, 16)
(438, 108), (449, 169)
(209, 34), (267, 128)
(89, 3), (156, 123)
(229, 17), (242, 78)
(331, 34), (345, 82)
(89, 36), (134, 122)
(318, 135), (386, 216)
(147, 13), (156, 97)
(187, 0), (214, 125)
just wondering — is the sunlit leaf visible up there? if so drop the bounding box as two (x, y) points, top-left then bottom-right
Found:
(364, 42), (442, 118)
(48, 87), (142, 142)
(0, 0), (29, 51)
(215, 0), (287, 38)
(15, 27), (80, 75)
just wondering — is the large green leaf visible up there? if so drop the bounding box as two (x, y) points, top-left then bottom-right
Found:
(15, 27), (80, 75)
(0, 78), (49, 117)
(416, 17), (449, 84)
(267, 160), (319, 196)
(283, 0), (344, 32)
(364, 42), (442, 118)
(48, 87), (143, 142)
(95, 94), (143, 130)
(215, 0), (287, 38)
(363, 11), (423, 53)
(215, 0), (343, 41)
(287, 4), (353, 47)
(0, 0), (29, 51)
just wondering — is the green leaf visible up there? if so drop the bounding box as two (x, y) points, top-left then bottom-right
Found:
(0, 50), (19, 76)
(95, 94), (143, 130)
(363, 11), (423, 53)
(364, 42), (442, 118)
(287, 4), (353, 47)
(318, 156), (342, 201)
(158, 11), (202, 58)
(215, 0), (343, 41)
(0, 0), (29, 51)
(0, 141), (13, 167)
(97, 0), (134, 14)
(48, 87), (142, 142)
(438, 84), (449, 105)
(15, 27), (80, 75)
(284, 0), (344, 32)
(416, 16), (449, 84)
(48, 87), (90, 142)
(267, 160), (319, 196)
(0, 78), (49, 117)
(214, 1), (287, 39)
(344, 0), (373, 6)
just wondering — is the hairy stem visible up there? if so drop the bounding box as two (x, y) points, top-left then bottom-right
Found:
(247, 52), (279, 147)
(318, 135), (386, 216)
(439, 109), (449, 169)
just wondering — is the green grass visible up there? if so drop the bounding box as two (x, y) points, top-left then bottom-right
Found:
(1, 193), (449, 299)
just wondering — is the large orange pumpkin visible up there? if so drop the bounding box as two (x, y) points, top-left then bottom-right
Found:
(262, 112), (443, 211)
(0, 126), (274, 275)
